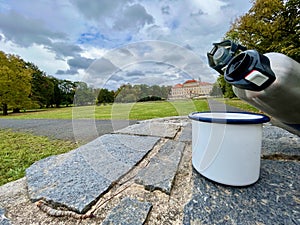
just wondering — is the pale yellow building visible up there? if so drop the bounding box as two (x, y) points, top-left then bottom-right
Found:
(169, 79), (213, 99)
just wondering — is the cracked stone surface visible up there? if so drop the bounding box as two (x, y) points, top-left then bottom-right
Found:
(26, 134), (159, 213)
(102, 197), (152, 225)
(183, 160), (300, 225)
(135, 140), (185, 194)
(116, 121), (180, 138)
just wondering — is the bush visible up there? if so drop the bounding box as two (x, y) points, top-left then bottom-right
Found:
(137, 96), (163, 102)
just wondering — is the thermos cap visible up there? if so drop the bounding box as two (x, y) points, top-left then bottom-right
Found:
(213, 47), (229, 65)
(224, 50), (276, 91)
(207, 40), (246, 75)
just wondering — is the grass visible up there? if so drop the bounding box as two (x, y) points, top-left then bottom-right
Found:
(1, 99), (210, 120)
(218, 98), (260, 113)
(0, 129), (78, 186)
(0, 99), (261, 120)
(0, 107), (74, 119)
(0, 98), (258, 186)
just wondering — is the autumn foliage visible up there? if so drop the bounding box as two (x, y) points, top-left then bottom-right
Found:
(226, 0), (299, 62)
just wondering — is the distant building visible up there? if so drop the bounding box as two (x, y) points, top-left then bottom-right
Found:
(169, 79), (213, 99)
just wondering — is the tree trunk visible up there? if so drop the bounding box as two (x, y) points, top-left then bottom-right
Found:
(13, 108), (20, 113)
(2, 104), (8, 115)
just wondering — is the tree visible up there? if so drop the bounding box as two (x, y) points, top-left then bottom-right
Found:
(27, 62), (54, 108)
(139, 84), (150, 98)
(114, 84), (138, 103)
(114, 84), (171, 103)
(226, 0), (300, 62)
(150, 85), (163, 97)
(0, 51), (32, 115)
(48, 77), (63, 108)
(73, 82), (96, 106)
(59, 80), (76, 107)
(279, 0), (300, 61)
(215, 75), (236, 99)
(210, 82), (223, 97)
(160, 85), (172, 99)
(97, 88), (114, 105)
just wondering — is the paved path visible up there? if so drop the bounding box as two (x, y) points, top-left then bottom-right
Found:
(0, 116), (299, 225)
(0, 99), (241, 143)
(0, 119), (138, 142)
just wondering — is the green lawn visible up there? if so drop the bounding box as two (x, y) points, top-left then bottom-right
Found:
(223, 98), (260, 113)
(0, 129), (77, 186)
(1, 99), (210, 120)
(0, 99), (260, 120)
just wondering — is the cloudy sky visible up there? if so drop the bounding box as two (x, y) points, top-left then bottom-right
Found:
(0, 0), (252, 89)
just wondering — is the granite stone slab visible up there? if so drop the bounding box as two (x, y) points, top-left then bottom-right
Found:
(0, 209), (11, 225)
(183, 160), (300, 225)
(135, 140), (185, 194)
(102, 197), (152, 225)
(262, 124), (300, 158)
(26, 134), (159, 213)
(0, 178), (27, 208)
(178, 123), (192, 143)
(116, 121), (180, 138)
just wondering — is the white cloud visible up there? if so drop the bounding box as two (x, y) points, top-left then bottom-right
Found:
(0, 0), (252, 87)
(79, 40), (217, 90)
(190, 0), (228, 15)
(113, 4), (154, 31)
(80, 46), (107, 59)
(0, 39), (68, 75)
(70, 0), (131, 21)
(0, 10), (65, 47)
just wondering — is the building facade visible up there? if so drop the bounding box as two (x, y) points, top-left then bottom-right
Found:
(169, 79), (213, 99)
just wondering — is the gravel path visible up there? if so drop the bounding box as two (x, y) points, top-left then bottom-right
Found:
(1, 100), (297, 143)
(0, 100), (245, 143)
(0, 119), (138, 142)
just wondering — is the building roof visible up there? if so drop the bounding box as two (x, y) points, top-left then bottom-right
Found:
(183, 79), (198, 84)
(173, 84), (183, 88)
(171, 80), (213, 89)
